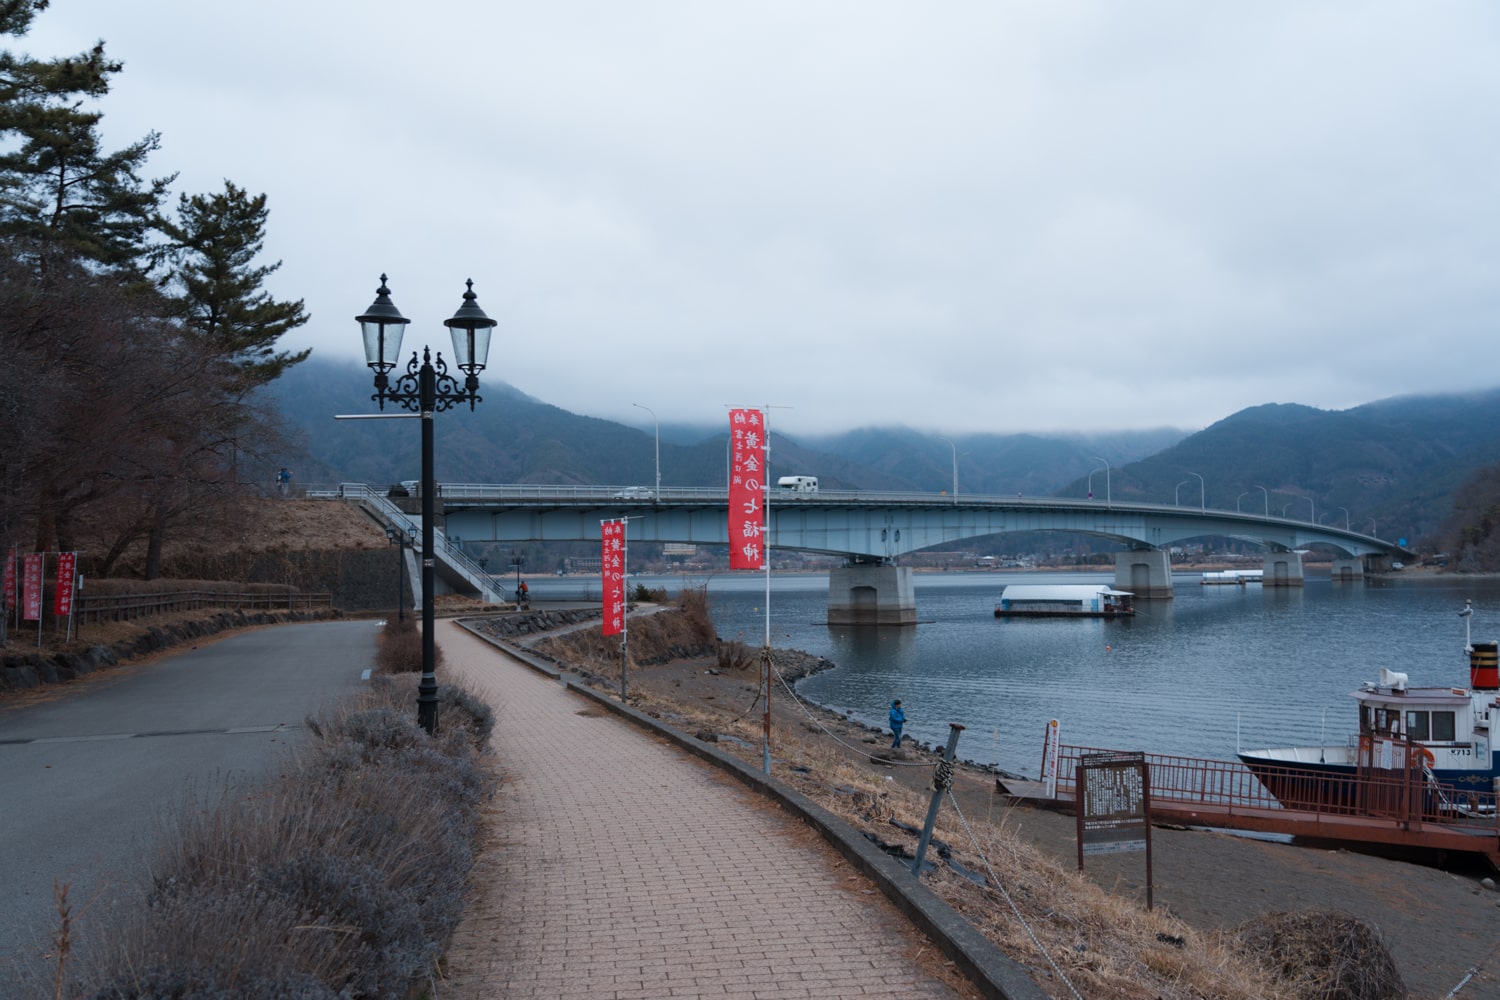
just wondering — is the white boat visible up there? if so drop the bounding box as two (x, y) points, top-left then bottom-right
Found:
(1238, 602), (1500, 806)
(1201, 570), (1263, 585)
(994, 584), (1134, 618)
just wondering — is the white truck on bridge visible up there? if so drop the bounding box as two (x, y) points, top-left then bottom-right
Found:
(777, 476), (819, 494)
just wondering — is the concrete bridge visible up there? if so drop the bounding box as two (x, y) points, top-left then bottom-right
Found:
(373, 483), (1409, 625)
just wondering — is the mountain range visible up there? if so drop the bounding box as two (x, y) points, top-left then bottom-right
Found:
(270, 358), (1500, 548)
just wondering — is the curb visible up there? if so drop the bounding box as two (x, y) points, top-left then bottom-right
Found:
(455, 618), (1047, 1000)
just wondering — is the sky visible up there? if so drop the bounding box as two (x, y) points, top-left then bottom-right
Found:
(20, 2), (1500, 437)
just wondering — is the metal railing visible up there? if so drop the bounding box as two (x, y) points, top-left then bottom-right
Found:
(1055, 743), (1500, 834)
(321, 483), (505, 603)
(77, 590), (332, 624)
(298, 480), (1388, 540)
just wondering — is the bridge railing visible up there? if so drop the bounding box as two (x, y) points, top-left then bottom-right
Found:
(301, 481), (1393, 551)
(320, 483), (505, 603)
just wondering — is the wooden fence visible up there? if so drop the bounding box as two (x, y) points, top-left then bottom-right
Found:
(75, 590), (333, 625)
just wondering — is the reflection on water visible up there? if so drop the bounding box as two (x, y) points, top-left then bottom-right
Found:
(630, 570), (1500, 778)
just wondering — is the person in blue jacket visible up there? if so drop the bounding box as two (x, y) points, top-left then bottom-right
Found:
(889, 699), (906, 749)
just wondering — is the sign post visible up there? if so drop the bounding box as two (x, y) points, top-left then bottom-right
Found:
(1076, 750), (1153, 910)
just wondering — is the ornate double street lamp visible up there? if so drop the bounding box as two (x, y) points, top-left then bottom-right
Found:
(358, 274), (497, 734)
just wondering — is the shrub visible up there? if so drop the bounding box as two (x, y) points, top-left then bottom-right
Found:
(71, 677), (494, 999)
(1233, 910), (1405, 1000)
(375, 615), (445, 675)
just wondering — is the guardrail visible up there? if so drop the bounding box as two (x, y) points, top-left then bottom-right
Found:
(317, 483), (505, 603)
(298, 481), (1393, 547)
(77, 590), (333, 625)
(1056, 743), (1500, 833)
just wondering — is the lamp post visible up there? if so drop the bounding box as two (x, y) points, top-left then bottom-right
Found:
(1188, 471), (1205, 512)
(939, 437), (959, 501)
(512, 554), (525, 604)
(1175, 480), (1188, 506)
(1090, 457), (1110, 504)
(385, 524), (414, 622)
(1368, 518), (1378, 537)
(1237, 491), (1250, 512)
(359, 274), (497, 735)
(1337, 506), (1350, 531)
(632, 402), (660, 496)
(1299, 495), (1314, 524)
(1254, 484), (1269, 518)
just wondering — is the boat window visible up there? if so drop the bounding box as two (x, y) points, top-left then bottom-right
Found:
(1405, 710), (1430, 741)
(1433, 711), (1456, 741)
(1369, 707), (1400, 735)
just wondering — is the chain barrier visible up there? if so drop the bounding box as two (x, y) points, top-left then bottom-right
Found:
(944, 789), (1084, 1000)
(770, 662), (932, 767)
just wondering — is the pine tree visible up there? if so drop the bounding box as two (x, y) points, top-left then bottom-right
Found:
(162, 180), (309, 387)
(0, 8), (174, 275)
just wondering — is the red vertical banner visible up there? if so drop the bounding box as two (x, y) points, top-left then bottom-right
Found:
(21, 552), (42, 622)
(601, 519), (626, 636)
(728, 407), (765, 570)
(2, 545), (15, 609)
(54, 552), (77, 617)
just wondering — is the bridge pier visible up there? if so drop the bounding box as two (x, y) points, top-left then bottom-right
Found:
(1264, 549), (1305, 587)
(1112, 550), (1173, 599)
(828, 563), (917, 626)
(1330, 558), (1364, 583)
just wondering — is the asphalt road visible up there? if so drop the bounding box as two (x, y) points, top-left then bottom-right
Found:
(0, 619), (381, 988)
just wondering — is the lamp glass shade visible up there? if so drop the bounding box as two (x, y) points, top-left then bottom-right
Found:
(362, 319), (406, 369)
(449, 325), (492, 371)
(444, 280), (497, 371)
(356, 275), (411, 369)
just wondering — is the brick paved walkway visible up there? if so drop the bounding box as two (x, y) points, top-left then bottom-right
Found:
(437, 622), (968, 999)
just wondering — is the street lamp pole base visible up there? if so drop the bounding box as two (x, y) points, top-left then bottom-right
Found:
(417, 675), (439, 734)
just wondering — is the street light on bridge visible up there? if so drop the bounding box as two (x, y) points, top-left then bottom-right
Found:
(1089, 457), (1110, 505)
(358, 274), (497, 735)
(939, 437), (960, 502)
(632, 402), (660, 497)
(1188, 471), (1205, 512)
(1254, 484), (1269, 518)
(1337, 506), (1350, 531)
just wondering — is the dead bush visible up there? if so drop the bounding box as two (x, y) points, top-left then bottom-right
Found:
(1231, 910), (1406, 1000)
(69, 676), (493, 999)
(375, 615), (445, 675)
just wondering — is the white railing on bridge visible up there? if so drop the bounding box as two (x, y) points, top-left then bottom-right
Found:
(300, 481), (1388, 546)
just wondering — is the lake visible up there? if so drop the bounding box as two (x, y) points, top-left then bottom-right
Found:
(620, 570), (1500, 778)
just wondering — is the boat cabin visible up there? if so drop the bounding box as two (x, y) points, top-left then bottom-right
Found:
(1356, 668), (1479, 746)
(994, 584), (1135, 618)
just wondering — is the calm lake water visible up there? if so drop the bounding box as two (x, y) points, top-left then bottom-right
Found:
(616, 570), (1500, 779)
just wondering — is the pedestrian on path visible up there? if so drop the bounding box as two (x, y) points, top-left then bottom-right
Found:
(889, 699), (905, 748)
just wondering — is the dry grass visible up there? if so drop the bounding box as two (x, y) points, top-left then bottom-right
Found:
(561, 620), (1415, 1000)
(651, 691), (1293, 999)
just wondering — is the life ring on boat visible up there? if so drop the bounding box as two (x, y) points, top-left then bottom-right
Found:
(1413, 746), (1435, 769)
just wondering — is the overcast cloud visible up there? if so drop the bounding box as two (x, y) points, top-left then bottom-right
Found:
(23, 2), (1500, 436)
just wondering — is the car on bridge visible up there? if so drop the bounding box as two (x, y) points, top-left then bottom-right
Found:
(613, 486), (655, 499)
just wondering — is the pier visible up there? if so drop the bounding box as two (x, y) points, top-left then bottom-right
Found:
(999, 744), (1500, 871)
